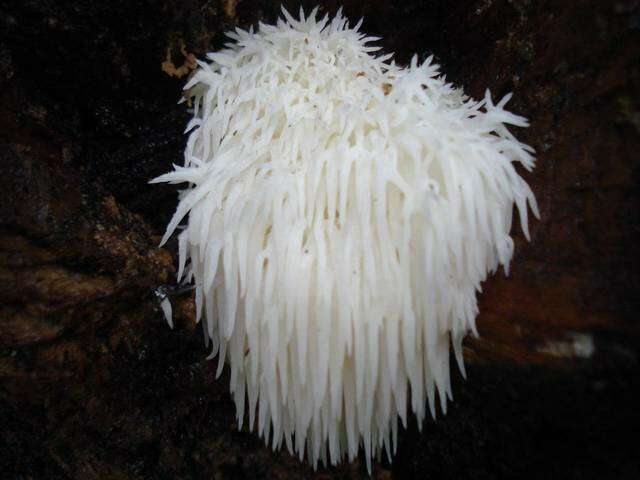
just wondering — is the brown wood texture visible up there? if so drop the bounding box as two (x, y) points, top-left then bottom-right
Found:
(1, 0), (639, 478)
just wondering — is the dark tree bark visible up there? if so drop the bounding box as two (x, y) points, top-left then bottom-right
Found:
(1, 1), (639, 478)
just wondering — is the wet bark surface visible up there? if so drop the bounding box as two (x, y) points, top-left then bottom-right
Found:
(1, 0), (639, 478)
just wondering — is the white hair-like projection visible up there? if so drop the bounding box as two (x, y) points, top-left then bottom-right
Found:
(152, 6), (539, 472)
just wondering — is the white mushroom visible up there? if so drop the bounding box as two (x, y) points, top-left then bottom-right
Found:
(151, 6), (539, 473)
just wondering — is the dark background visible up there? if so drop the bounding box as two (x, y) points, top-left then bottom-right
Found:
(1, 0), (639, 478)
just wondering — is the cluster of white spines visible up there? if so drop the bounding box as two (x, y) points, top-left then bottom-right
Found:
(152, 6), (538, 473)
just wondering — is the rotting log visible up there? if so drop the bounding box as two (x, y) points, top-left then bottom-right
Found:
(1, 1), (639, 478)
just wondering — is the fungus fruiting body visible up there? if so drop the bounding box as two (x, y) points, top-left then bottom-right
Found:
(152, 7), (538, 472)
